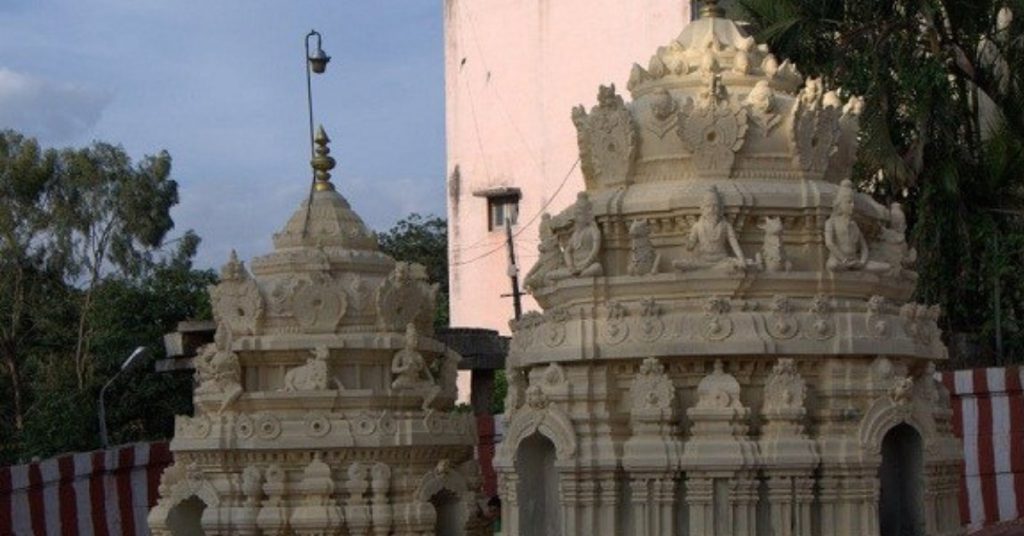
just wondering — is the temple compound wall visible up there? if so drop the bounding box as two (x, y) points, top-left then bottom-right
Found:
(494, 4), (964, 536)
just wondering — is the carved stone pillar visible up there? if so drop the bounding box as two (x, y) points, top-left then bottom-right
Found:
(685, 476), (714, 536)
(681, 360), (759, 536)
(623, 358), (683, 536)
(499, 473), (519, 536)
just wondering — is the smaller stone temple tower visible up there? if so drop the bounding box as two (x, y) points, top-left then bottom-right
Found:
(148, 127), (490, 535)
(494, 2), (963, 536)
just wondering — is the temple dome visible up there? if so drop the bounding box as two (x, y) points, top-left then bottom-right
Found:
(209, 128), (439, 344)
(573, 11), (860, 189)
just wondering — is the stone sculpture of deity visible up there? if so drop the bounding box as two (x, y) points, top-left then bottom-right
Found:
(194, 324), (243, 413)
(673, 186), (750, 273)
(877, 202), (918, 279)
(390, 323), (434, 392)
(523, 213), (566, 292)
(549, 193), (603, 280)
(824, 180), (889, 273)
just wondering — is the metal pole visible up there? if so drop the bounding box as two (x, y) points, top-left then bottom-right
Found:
(505, 218), (523, 321)
(302, 30), (321, 238)
(98, 372), (121, 448)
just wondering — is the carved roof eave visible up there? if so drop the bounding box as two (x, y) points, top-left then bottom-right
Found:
(231, 332), (449, 353)
(530, 271), (916, 310)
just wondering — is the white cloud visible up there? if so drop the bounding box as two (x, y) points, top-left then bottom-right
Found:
(0, 67), (111, 143)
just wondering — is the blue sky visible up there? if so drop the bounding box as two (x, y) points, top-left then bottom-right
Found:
(0, 0), (446, 269)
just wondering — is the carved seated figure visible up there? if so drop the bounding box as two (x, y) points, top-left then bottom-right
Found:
(390, 323), (434, 392)
(523, 213), (565, 292)
(282, 345), (329, 392)
(673, 186), (750, 273)
(548, 193), (604, 281)
(877, 202), (918, 280)
(194, 325), (243, 413)
(824, 180), (890, 273)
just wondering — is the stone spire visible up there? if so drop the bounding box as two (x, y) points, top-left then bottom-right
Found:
(311, 124), (337, 192)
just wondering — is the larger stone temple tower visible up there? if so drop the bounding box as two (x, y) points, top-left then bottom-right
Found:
(495, 3), (963, 536)
(148, 128), (490, 535)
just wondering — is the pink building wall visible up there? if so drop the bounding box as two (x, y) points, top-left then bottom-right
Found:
(445, 0), (693, 334)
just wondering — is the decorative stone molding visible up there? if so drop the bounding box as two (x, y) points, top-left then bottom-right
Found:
(790, 78), (842, 173)
(805, 294), (835, 340)
(629, 357), (677, 421)
(290, 454), (344, 535)
(701, 297), (733, 341)
(542, 307), (570, 347)
(376, 261), (438, 332)
(572, 84), (637, 190)
(767, 295), (799, 340)
(762, 358), (806, 415)
(291, 273), (347, 333)
(500, 392), (578, 461)
(209, 250), (264, 336)
(603, 300), (630, 345)
(677, 75), (749, 177)
(866, 295), (889, 337)
(636, 298), (665, 342)
(644, 88), (680, 138)
(154, 462), (220, 510)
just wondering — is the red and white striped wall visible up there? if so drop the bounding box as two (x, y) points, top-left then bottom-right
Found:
(0, 441), (170, 536)
(941, 367), (1024, 531)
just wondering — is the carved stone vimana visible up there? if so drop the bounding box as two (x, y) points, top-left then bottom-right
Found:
(148, 127), (490, 536)
(497, 4), (961, 536)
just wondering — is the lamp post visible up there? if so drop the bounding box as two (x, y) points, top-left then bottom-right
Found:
(302, 29), (332, 237)
(98, 346), (150, 449)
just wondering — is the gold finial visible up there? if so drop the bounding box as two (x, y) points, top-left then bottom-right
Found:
(311, 124), (337, 191)
(700, 0), (725, 18)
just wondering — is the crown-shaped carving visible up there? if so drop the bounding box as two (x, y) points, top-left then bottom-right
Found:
(573, 15), (863, 187)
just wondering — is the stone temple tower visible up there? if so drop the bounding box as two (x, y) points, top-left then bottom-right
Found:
(495, 3), (963, 536)
(148, 127), (490, 535)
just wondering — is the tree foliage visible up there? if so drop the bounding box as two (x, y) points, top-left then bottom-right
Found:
(377, 213), (450, 329)
(0, 130), (213, 463)
(738, 0), (1024, 365)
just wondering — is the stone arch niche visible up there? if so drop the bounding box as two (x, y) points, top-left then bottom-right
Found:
(879, 423), (925, 536)
(165, 496), (207, 536)
(515, 433), (562, 536)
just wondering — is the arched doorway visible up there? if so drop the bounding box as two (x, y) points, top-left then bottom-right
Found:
(878, 423), (924, 536)
(431, 488), (463, 536)
(516, 433), (562, 536)
(166, 495), (207, 536)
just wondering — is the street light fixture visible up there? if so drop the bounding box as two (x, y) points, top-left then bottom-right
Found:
(302, 29), (331, 237)
(98, 346), (150, 449)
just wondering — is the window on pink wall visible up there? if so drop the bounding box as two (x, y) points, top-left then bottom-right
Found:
(487, 194), (519, 231)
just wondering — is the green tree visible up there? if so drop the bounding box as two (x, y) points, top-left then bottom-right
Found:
(738, 0), (1024, 365)
(0, 131), (60, 433)
(53, 142), (180, 388)
(0, 130), (207, 462)
(378, 214), (450, 328)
